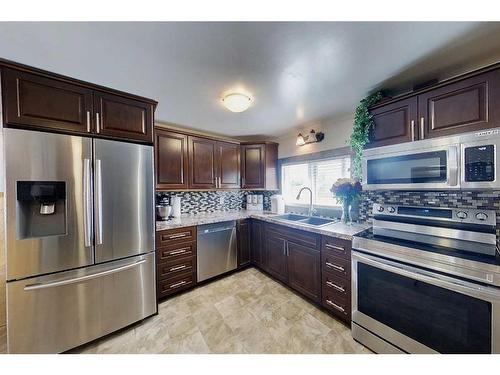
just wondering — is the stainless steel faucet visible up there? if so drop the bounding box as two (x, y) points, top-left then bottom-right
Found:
(296, 187), (314, 216)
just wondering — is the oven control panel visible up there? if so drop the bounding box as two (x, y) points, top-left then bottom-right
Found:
(372, 203), (496, 226)
(464, 144), (495, 182)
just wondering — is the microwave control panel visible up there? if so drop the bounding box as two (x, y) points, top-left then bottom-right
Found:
(464, 144), (495, 182)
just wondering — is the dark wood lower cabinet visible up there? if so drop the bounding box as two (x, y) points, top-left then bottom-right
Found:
(287, 241), (321, 303)
(250, 220), (264, 268)
(265, 235), (288, 283)
(237, 220), (251, 268)
(156, 226), (197, 300)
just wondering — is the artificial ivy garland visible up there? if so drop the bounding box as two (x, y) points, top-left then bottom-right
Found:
(348, 91), (383, 179)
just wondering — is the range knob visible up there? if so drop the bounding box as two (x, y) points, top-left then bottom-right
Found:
(476, 212), (488, 221)
(456, 211), (468, 220)
(376, 206), (385, 212)
(387, 206), (396, 213)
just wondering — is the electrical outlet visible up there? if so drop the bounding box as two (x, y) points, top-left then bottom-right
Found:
(219, 196), (225, 205)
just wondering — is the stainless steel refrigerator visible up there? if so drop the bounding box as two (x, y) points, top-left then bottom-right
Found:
(3, 128), (157, 353)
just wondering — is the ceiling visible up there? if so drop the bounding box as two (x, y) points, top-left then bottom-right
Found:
(1, 22), (500, 137)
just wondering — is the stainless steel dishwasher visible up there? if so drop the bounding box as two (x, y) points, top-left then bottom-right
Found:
(197, 220), (237, 282)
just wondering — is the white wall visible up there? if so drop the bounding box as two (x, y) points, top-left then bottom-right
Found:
(273, 113), (354, 159)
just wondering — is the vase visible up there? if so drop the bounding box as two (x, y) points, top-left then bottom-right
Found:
(341, 200), (352, 225)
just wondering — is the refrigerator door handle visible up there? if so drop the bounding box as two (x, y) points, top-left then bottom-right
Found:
(23, 259), (147, 291)
(95, 158), (103, 245)
(83, 158), (93, 247)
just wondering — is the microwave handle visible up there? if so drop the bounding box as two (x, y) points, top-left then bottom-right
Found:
(448, 146), (459, 187)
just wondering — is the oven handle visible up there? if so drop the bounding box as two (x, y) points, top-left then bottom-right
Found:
(353, 251), (500, 301)
(448, 145), (459, 187)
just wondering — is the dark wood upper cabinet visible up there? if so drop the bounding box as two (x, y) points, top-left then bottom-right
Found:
(241, 143), (278, 190)
(94, 91), (153, 143)
(367, 97), (417, 148)
(237, 220), (251, 268)
(216, 141), (240, 189)
(287, 241), (321, 303)
(155, 128), (188, 190)
(188, 136), (217, 189)
(2, 67), (94, 134)
(418, 70), (500, 139)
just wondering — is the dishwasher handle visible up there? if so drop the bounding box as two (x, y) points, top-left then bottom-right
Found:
(201, 226), (234, 234)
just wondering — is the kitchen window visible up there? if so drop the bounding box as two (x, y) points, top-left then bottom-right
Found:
(281, 156), (351, 207)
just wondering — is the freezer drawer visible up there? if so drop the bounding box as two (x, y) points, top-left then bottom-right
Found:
(7, 253), (156, 353)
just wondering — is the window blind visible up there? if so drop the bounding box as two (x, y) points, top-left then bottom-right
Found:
(281, 156), (351, 207)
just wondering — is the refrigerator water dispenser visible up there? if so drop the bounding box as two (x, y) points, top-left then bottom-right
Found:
(16, 181), (67, 238)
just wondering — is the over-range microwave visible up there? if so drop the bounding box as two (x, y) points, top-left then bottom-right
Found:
(362, 128), (500, 190)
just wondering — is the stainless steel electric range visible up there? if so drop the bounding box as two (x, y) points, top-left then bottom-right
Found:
(352, 203), (500, 354)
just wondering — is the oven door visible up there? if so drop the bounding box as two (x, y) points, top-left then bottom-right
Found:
(362, 145), (459, 190)
(352, 251), (500, 354)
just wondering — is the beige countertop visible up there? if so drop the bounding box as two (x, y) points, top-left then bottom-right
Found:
(156, 210), (370, 240)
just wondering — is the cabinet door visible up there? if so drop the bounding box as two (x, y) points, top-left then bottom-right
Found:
(265, 234), (288, 283)
(94, 91), (153, 143)
(237, 220), (251, 268)
(241, 144), (265, 189)
(217, 142), (240, 189)
(367, 97), (418, 148)
(2, 67), (93, 134)
(188, 136), (216, 189)
(287, 241), (321, 303)
(251, 220), (264, 268)
(418, 70), (500, 139)
(155, 129), (189, 190)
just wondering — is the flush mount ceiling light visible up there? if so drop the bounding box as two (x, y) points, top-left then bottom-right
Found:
(296, 129), (325, 146)
(221, 93), (253, 113)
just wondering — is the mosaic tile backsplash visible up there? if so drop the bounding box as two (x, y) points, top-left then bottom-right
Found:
(359, 190), (500, 237)
(156, 191), (275, 214)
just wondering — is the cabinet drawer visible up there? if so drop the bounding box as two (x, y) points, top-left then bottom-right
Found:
(157, 272), (196, 299)
(322, 271), (350, 298)
(322, 236), (351, 259)
(322, 253), (350, 278)
(156, 242), (196, 264)
(156, 226), (196, 246)
(157, 256), (196, 281)
(323, 290), (350, 321)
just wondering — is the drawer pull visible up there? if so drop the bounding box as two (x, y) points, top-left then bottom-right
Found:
(167, 233), (189, 239)
(325, 243), (345, 252)
(169, 248), (189, 256)
(325, 262), (345, 272)
(326, 299), (345, 312)
(326, 281), (345, 292)
(169, 265), (188, 272)
(170, 280), (188, 289)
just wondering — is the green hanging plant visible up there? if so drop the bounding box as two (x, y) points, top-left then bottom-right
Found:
(348, 91), (383, 180)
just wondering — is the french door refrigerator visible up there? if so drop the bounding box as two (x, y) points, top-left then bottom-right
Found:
(3, 128), (156, 353)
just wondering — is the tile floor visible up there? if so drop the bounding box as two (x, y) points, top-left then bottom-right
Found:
(71, 267), (370, 354)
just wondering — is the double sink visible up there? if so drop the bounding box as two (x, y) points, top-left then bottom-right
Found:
(272, 213), (337, 227)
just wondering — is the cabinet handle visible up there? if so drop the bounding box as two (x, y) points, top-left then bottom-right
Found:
(241, 177), (245, 188)
(169, 248), (188, 256)
(86, 111), (91, 132)
(325, 262), (345, 272)
(326, 281), (345, 292)
(420, 117), (425, 140)
(169, 265), (188, 272)
(167, 233), (188, 239)
(286, 242), (289, 256)
(282, 240), (286, 256)
(169, 280), (187, 289)
(325, 243), (345, 252)
(326, 299), (345, 312)
(411, 120), (415, 141)
(96, 112), (101, 133)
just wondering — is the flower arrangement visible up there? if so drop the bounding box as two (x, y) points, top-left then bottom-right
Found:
(330, 178), (362, 224)
(330, 178), (362, 203)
